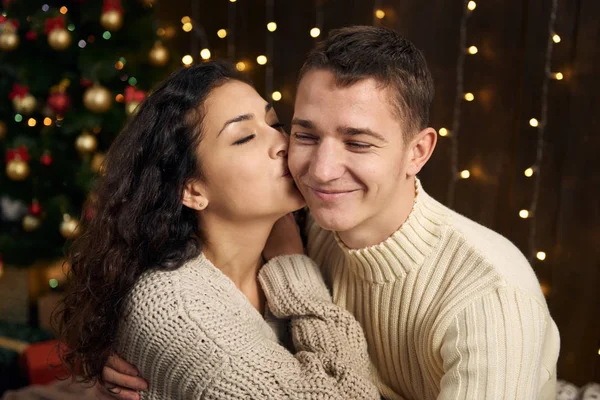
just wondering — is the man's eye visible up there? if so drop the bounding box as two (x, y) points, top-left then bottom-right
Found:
(292, 133), (318, 142)
(346, 142), (372, 149)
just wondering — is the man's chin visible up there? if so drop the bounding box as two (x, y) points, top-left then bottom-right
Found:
(308, 206), (356, 232)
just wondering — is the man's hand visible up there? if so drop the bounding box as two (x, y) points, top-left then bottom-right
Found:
(95, 354), (148, 400)
(263, 213), (304, 261)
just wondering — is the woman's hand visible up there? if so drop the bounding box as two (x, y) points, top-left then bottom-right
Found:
(263, 213), (304, 261)
(94, 354), (148, 400)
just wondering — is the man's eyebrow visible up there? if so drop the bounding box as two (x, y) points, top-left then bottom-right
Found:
(337, 126), (387, 142)
(291, 118), (315, 129)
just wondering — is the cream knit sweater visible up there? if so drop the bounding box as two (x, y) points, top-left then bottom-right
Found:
(116, 253), (380, 399)
(305, 179), (560, 400)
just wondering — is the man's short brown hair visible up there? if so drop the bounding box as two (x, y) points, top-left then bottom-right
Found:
(298, 26), (434, 140)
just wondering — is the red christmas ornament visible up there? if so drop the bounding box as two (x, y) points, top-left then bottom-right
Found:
(40, 152), (53, 166)
(44, 15), (66, 35)
(124, 86), (146, 115)
(80, 78), (93, 88)
(125, 85), (146, 103)
(8, 83), (29, 101)
(6, 145), (30, 163)
(29, 200), (42, 216)
(103, 0), (123, 13)
(0, 16), (18, 28)
(6, 146), (30, 181)
(26, 31), (38, 41)
(47, 91), (71, 115)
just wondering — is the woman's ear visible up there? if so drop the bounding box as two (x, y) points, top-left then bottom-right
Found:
(182, 180), (209, 211)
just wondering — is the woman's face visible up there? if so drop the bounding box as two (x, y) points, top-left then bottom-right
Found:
(193, 80), (305, 221)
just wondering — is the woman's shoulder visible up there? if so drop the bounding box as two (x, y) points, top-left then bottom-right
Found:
(122, 254), (231, 320)
(118, 254), (238, 346)
(123, 253), (268, 330)
(119, 253), (280, 354)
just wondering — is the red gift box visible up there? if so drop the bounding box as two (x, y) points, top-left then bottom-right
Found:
(20, 340), (68, 385)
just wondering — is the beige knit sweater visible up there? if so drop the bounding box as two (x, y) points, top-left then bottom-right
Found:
(306, 179), (560, 400)
(116, 253), (380, 399)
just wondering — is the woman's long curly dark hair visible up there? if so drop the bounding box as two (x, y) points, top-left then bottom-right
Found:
(55, 61), (247, 382)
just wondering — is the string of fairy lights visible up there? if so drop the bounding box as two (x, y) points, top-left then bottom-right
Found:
(439, 0), (564, 265)
(441, 0), (478, 209)
(525, 0), (562, 264)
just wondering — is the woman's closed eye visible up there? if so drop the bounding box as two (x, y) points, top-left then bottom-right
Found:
(233, 134), (256, 145)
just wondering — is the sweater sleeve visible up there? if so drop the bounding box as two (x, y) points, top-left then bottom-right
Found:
(438, 287), (555, 400)
(256, 254), (380, 400)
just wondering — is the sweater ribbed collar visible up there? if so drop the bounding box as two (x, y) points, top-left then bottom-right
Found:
(331, 178), (448, 283)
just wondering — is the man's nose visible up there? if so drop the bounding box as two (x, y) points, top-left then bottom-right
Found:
(308, 142), (345, 183)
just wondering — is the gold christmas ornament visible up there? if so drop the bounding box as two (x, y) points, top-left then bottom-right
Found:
(0, 29), (19, 51)
(125, 101), (140, 115)
(13, 94), (37, 115)
(22, 215), (41, 232)
(83, 85), (112, 113)
(91, 152), (106, 174)
(6, 159), (30, 181)
(100, 9), (124, 31)
(60, 215), (82, 239)
(75, 131), (98, 154)
(0, 121), (7, 140)
(48, 28), (72, 51)
(148, 41), (169, 66)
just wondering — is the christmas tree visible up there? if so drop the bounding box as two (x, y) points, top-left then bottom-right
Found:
(0, 0), (177, 267)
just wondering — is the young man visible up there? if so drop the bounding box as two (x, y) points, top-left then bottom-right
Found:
(289, 26), (559, 399)
(99, 26), (559, 400)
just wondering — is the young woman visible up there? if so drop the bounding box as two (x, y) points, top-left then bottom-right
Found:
(56, 61), (379, 400)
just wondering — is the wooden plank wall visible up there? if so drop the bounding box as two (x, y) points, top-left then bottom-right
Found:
(158, 0), (599, 385)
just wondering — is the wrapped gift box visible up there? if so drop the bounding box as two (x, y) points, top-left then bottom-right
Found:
(0, 322), (54, 393)
(21, 339), (68, 386)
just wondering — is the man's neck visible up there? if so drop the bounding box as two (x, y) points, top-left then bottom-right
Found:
(337, 177), (416, 249)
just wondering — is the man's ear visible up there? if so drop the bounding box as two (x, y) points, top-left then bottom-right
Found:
(182, 180), (209, 211)
(406, 127), (437, 177)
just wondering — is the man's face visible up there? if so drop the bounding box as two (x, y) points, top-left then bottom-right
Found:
(289, 69), (414, 236)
